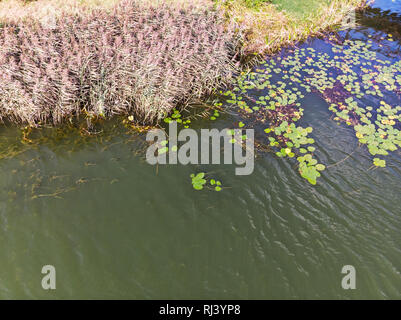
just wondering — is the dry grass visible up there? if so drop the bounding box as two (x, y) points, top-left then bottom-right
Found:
(218, 0), (370, 55)
(0, 0), (211, 24)
(0, 0), (119, 24)
(0, 0), (239, 125)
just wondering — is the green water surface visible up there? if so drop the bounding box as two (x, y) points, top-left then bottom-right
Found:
(0, 0), (400, 299)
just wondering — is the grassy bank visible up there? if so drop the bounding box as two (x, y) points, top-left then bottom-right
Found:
(0, 0), (369, 125)
(218, 0), (369, 55)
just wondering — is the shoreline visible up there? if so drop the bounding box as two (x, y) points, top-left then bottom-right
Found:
(0, 0), (370, 127)
(218, 0), (370, 56)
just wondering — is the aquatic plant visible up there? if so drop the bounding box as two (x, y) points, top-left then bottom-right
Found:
(373, 157), (386, 168)
(219, 67), (325, 184)
(301, 41), (401, 168)
(0, 0), (239, 125)
(190, 172), (207, 190)
(190, 172), (223, 191)
(210, 109), (221, 121)
(219, 36), (400, 184)
(163, 109), (192, 128)
(209, 178), (223, 191)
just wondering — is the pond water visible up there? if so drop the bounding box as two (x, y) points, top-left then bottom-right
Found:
(0, 0), (400, 299)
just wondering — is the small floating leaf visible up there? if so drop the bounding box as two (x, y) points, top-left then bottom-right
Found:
(373, 158), (386, 167)
(196, 172), (205, 179)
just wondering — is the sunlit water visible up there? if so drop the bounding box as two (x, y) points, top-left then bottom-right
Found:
(0, 0), (400, 299)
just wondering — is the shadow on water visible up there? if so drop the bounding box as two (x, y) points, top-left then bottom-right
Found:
(359, 4), (401, 51)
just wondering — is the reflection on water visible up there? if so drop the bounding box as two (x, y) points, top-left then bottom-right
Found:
(360, 1), (401, 50)
(371, 0), (401, 14)
(0, 1), (401, 299)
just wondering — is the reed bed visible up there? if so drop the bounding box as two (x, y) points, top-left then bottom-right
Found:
(0, 0), (240, 125)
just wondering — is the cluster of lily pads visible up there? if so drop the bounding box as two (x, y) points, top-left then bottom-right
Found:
(210, 103), (223, 120)
(164, 109), (191, 128)
(218, 37), (400, 183)
(190, 172), (223, 191)
(161, 106), (232, 190)
(330, 99), (401, 160)
(219, 61), (325, 184)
